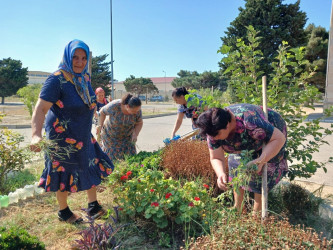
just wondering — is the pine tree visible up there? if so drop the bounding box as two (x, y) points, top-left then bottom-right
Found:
(91, 54), (111, 93)
(304, 24), (329, 92)
(220, 0), (307, 75)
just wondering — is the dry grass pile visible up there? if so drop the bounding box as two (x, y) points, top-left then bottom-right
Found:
(161, 140), (217, 186)
(188, 214), (332, 249)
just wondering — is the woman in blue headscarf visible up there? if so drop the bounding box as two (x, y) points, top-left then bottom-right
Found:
(30, 39), (114, 224)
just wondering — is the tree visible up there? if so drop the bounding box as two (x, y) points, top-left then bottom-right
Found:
(0, 58), (28, 104)
(218, 26), (333, 181)
(123, 75), (159, 96)
(91, 54), (111, 93)
(220, 0), (307, 75)
(304, 24), (329, 92)
(171, 70), (228, 91)
(17, 84), (42, 116)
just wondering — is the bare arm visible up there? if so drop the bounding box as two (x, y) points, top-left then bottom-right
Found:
(93, 106), (98, 118)
(30, 98), (53, 152)
(132, 120), (143, 142)
(96, 110), (107, 135)
(250, 128), (286, 173)
(209, 146), (229, 190)
(171, 112), (185, 138)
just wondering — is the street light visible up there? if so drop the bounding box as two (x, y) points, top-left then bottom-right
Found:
(162, 70), (166, 100)
(110, 0), (114, 99)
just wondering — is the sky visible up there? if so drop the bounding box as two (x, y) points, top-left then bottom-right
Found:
(0, 0), (332, 82)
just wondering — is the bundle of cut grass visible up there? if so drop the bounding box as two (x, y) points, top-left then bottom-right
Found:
(161, 140), (218, 189)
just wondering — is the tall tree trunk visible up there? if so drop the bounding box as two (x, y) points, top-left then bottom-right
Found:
(1, 96), (4, 104)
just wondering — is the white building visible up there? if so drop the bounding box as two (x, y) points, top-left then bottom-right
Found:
(113, 77), (177, 99)
(28, 71), (51, 84)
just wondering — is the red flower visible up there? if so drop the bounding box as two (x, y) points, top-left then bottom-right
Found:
(99, 163), (105, 171)
(52, 161), (60, 168)
(71, 185), (77, 193)
(119, 207), (123, 211)
(165, 193), (172, 199)
(65, 138), (76, 144)
(55, 126), (65, 133)
(188, 202), (194, 207)
(150, 189), (155, 192)
(57, 166), (65, 172)
(75, 141), (83, 150)
(53, 118), (59, 128)
(38, 178), (45, 186)
(151, 202), (159, 207)
(90, 103), (97, 110)
(120, 175), (128, 181)
(194, 197), (200, 201)
(126, 171), (132, 176)
(56, 100), (64, 108)
(203, 184), (209, 189)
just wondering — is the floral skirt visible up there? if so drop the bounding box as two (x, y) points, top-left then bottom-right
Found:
(228, 154), (288, 194)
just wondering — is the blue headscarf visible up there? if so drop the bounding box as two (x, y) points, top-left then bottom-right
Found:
(58, 39), (92, 106)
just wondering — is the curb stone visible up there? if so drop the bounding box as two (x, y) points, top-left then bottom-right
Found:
(319, 202), (333, 220)
(0, 112), (177, 129)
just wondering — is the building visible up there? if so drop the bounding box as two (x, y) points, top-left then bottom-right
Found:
(113, 76), (177, 99)
(28, 71), (51, 84)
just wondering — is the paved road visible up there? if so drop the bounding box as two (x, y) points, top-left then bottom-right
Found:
(14, 114), (193, 150)
(11, 115), (333, 186)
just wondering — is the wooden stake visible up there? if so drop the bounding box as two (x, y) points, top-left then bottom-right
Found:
(261, 75), (268, 221)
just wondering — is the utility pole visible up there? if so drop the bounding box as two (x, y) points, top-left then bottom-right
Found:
(110, 0), (115, 99)
(324, 0), (333, 110)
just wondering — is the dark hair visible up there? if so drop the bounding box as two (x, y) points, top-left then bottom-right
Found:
(172, 87), (189, 98)
(121, 93), (142, 108)
(195, 108), (231, 137)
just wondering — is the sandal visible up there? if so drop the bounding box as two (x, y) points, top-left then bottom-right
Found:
(88, 207), (107, 220)
(58, 213), (83, 224)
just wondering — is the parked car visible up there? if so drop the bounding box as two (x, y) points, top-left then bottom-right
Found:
(150, 95), (164, 102)
(138, 95), (146, 101)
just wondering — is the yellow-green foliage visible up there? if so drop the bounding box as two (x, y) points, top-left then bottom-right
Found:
(0, 128), (31, 193)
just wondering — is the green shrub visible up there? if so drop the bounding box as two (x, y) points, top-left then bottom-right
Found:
(1, 169), (37, 195)
(218, 25), (333, 181)
(109, 159), (215, 231)
(0, 128), (31, 193)
(0, 226), (45, 249)
(17, 84), (42, 117)
(124, 150), (160, 166)
(269, 183), (322, 220)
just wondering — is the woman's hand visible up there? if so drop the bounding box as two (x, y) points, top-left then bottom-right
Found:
(30, 135), (43, 152)
(217, 172), (229, 191)
(246, 159), (265, 174)
(132, 133), (138, 142)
